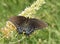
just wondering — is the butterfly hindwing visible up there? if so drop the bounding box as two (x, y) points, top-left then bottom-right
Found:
(24, 24), (34, 35)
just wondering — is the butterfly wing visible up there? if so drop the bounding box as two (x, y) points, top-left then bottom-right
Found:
(24, 24), (34, 35)
(28, 18), (48, 29)
(9, 16), (26, 34)
(24, 18), (48, 35)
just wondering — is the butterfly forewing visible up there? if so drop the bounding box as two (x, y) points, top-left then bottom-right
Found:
(28, 18), (47, 29)
(9, 16), (26, 27)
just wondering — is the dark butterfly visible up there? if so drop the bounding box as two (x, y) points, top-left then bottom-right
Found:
(9, 16), (48, 35)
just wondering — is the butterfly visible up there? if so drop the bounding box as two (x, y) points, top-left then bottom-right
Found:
(9, 16), (48, 35)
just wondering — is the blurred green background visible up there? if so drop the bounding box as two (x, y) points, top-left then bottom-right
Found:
(0, 0), (60, 44)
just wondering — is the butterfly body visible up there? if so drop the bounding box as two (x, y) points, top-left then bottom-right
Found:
(9, 16), (47, 35)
